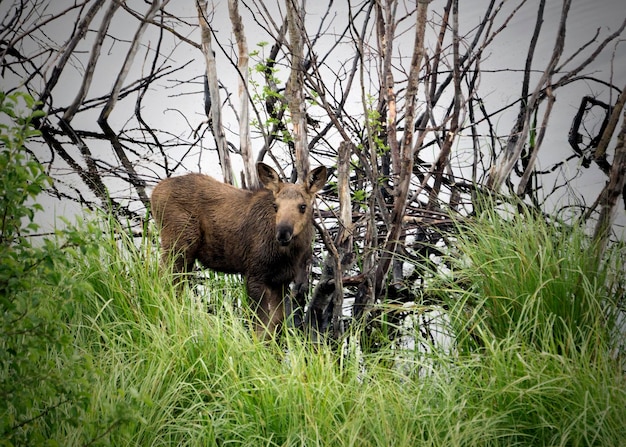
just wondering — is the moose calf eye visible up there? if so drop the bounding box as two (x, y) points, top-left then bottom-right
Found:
(273, 203), (278, 212)
(299, 204), (307, 213)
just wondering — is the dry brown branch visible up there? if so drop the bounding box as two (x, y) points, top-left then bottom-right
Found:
(285, 0), (310, 179)
(197, 0), (233, 184)
(38, 1), (105, 106)
(228, 0), (255, 187)
(595, 83), (626, 161)
(488, 0), (571, 192)
(372, 0), (429, 300)
(96, 0), (166, 207)
(593, 106), (626, 255)
(63, 1), (121, 122)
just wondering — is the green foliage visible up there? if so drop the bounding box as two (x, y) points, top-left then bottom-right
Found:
(364, 96), (389, 157)
(351, 188), (368, 209)
(431, 201), (626, 440)
(248, 42), (293, 143)
(0, 91), (78, 444)
(356, 94), (390, 158)
(0, 91), (49, 245)
(326, 180), (369, 211)
(51, 207), (626, 445)
(0, 92), (139, 446)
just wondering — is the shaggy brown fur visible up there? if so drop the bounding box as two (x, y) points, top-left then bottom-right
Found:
(151, 162), (327, 338)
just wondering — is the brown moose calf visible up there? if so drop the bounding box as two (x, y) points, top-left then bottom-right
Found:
(151, 162), (327, 338)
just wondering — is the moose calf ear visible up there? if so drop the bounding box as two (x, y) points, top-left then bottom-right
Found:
(307, 166), (327, 194)
(257, 162), (282, 192)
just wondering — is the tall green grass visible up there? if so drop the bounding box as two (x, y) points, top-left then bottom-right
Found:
(427, 205), (626, 445)
(6, 208), (625, 446)
(440, 206), (624, 357)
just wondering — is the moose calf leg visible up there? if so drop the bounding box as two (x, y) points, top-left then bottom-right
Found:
(159, 221), (201, 286)
(247, 278), (285, 339)
(289, 255), (311, 329)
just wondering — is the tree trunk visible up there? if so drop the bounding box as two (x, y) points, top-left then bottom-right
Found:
(197, 0), (233, 184)
(228, 0), (256, 188)
(285, 0), (310, 179)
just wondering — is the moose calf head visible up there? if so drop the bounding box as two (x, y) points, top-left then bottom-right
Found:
(257, 163), (327, 247)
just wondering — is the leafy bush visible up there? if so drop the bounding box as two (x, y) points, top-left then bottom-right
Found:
(0, 92), (120, 445)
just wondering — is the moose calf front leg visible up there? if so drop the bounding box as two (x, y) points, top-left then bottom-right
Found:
(289, 255), (311, 329)
(246, 277), (285, 340)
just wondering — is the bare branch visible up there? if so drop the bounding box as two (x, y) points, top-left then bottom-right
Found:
(373, 0), (430, 299)
(229, 0), (255, 187)
(592, 105), (626, 255)
(196, 0), (233, 183)
(285, 0), (310, 179)
(63, 1), (121, 122)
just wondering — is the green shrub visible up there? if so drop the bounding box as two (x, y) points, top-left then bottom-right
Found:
(0, 92), (133, 445)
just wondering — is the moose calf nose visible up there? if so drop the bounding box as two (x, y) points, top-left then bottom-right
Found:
(276, 224), (293, 246)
